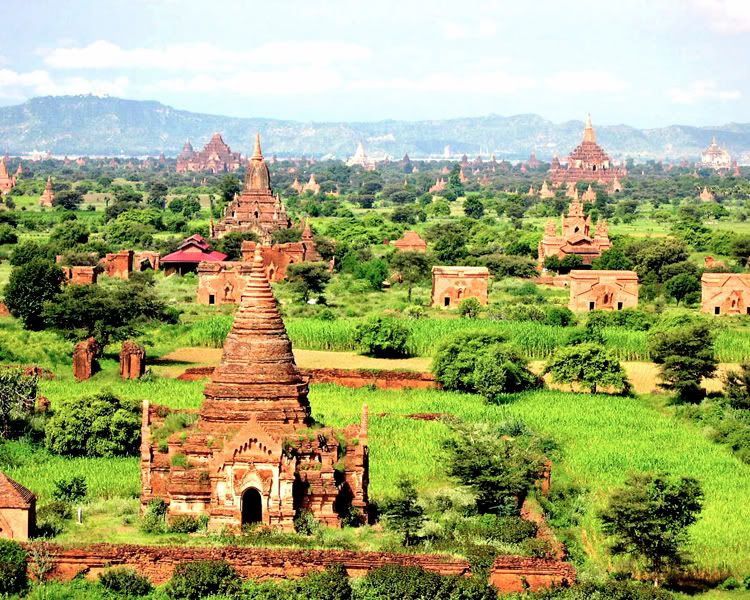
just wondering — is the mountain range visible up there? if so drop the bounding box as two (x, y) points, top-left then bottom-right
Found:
(0, 95), (749, 161)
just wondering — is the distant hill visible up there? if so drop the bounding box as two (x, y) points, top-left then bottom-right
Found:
(1, 95), (749, 160)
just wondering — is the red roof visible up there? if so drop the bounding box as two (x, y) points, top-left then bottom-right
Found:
(0, 472), (35, 508)
(161, 249), (227, 264)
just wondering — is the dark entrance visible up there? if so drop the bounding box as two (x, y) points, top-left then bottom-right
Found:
(241, 488), (262, 526)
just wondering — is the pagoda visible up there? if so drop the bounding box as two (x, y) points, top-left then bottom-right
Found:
(176, 134), (242, 174)
(548, 115), (625, 185)
(141, 247), (369, 530)
(213, 134), (292, 242)
(302, 174), (321, 195)
(538, 196), (611, 267)
(539, 181), (555, 199)
(39, 176), (54, 207)
(0, 159), (16, 195)
(699, 137), (732, 171)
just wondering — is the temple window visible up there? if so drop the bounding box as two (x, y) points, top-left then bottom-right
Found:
(209, 294), (215, 305)
(617, 302), (623, 311)
(589, 301), (595, 310)
(714, 306), (720, 315)
(444, 297), (450, 307)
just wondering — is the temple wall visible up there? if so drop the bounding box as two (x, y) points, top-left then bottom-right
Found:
(197, 262), (253, 305)
(0, 506), (34, 541)
(24, 543), (575, 592)
(568, 270), (639, 312)
(431, 268), (489, 309)
(701, 273), (750, 315)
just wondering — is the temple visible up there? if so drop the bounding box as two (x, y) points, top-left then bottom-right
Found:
(699, 137), (732, 171)
(701, 273), (750, 315)
(141, 248), (369, 531)
(39, 176), (55, 207)
(548, 115), (625, 184)
(0, 159), (16, 195)
(346, 143), (375, 170)
(213, 134), (292, 241)
(568, 270), (639, 312)
(538, 197), (611, 267)
(176, 134), (242, 173)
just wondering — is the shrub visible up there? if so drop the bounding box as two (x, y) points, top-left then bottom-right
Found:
(380, 478), (425, 546)
(544, 343), (629, 394)
(0, 223), (18, 245)
(4, 259), (65, 330)
(433, 332), (506, 392)
(473, 346), (542, 401)
(52, 476), (87, 503)
(0, 367), (37, 438)
(354, 316), (410, 358)
(530, 580), (675, 599)
(0, 539), (28, 595)
(141, 498), (167, 534)
(165, 559), (241, 600)
(168, 514), (204, 534)
(358, 565), (496, 600)
(725, 363), (750, 410)
(45, 392), (141, 457)
(459, 297), (482, 318)
(99, 567), (153, 597)
(545, 306), (575, 327)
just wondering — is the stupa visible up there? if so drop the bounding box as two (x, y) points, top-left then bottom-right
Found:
(538, 196), (611, 267)
(142, 247), (369, 530)
(39, 176), (55, 207)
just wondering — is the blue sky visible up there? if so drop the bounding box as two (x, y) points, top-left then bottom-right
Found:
(0, 0), (747, 127)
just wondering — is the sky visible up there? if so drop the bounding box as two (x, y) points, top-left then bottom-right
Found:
(0, 0), (747, 128)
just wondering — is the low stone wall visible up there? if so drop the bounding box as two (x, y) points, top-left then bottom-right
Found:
(26, 543), (574, 593)
(178, 366), (437, 390)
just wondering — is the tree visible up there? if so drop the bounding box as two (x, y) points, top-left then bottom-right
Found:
(105, 219), (155, 247)
(592, 248), (634, 270)
(286, 262), (331, 302)
(0, 540), (28, 595)
(353, 316), (410, 358)
(50, 220), (89, 248)
(272, 228), (302, 244)
(0, 224), (18, 245)
(215, 231), (259, 260)
(354, 258), (389, 291)
(390, 251), (430, 301)
(430, 223), (467, 263)
(447, 164), (464, 198)
(45, 391), (141, 457)
(52, 476), (88, 503)
(648, 321), (717, 402)
(665, 273), (700, 305)
(4, 259), (65, 330)
(544, 343), (629, 394)
(725, 363), (750, 410)
(146, 181), (169, 209)
(0, 368), (37, 438)
(730, 235), (750, 267)
(381, 478), (425, 546)
(53, 189), (83, 210)
(218, 174), (241, 203)
(458, 297), (482, 318)
(165, 560), (241, 600)
(464, 196), (484, 219)
(472, 346), (542, 402)
(599, 473), (704, 586)
(443, 423), (546, 515)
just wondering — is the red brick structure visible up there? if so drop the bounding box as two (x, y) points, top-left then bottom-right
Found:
(120, 341), (146, 380)
(39, 176), (54, 207)
(699, 186), (715, 202)
(0, 159), (16, 195)
(0, 473), (35, 541)
(64, 266), (98, 285)
(701, 273), (750, 315)
(213, 134), (292, 242)
(538, 197), (611, 267)
(568, 270), (639, 312)
(429, 178), (447, 193)
(391, 230), (427, 253)
(73, 337), (100, 381)
(142, 248), (369, 531)
(175, 134), (242, 174)
(431, 266), (489, 308)
(161, 234), (227, 276)
(103, 251), (134, 279)
(302, 174), (321, 195)
(0, 303), (9, 317)
(548, 115), (626, 184)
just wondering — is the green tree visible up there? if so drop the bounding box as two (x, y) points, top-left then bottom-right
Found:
(447, 164), (465, 198)
(214, 231), (259, 260)
(0, 223), (18, 245)
(464, 196), (484, 219)
(648, 321), (717, 402)
(50, 220), (89, 248)
(286, 262), (331, 302)
(381, 478), (425, 546)
(353, 316), (410, 358)
(592, 247), (634, 270)
(472, 346), (542, 402)
(730, 235), (750, 267)
(146, 181), (169, 209)
(218, 174), (241, 203)
(165, 560), (241, 600)
(45, 391), (141, 457)
(355, 258), (389, 291)
(390, 251), (430, 301)
(4, 259), (65, 330)
(53, 189), (83, 210)
(544, 343), (629, 394)
(458, 297), (482, 318)
(599, 473), (704, 587)
(665, 273), (700, 305)
(725, 363), (750, 410)
(52, 476), (88, 503)
(430, 223), (467, 263)
(0, 540), (28, 595)
(272, 227), (303, 244)
(0, 368), (37, 438)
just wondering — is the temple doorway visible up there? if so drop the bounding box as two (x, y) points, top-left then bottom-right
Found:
(241, 488), (262, 526)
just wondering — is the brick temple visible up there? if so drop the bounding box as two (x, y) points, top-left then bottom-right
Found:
(141, 248), (369, 530)
(701, 273), (750, 315)
(176, 134), (242, 174)
(568, 270), (639, 312)
(213, 134), (293, 241)
(538, 197), (611, 267)
(0, 159), (17, 195)
(548, 115), (625, 185)
(431, 266), (489, 308)
(39, 176), (55, 207)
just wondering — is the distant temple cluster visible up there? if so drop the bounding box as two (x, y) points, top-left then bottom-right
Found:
(548, 115), (626, 185)
(538, 196), (611, 267)
(699, 137), (733, 172)
(176, 133), (242, 173)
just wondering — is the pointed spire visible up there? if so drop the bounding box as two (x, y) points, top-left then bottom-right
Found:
(252, 132), (263, 160)
(583, 113), (596, 144)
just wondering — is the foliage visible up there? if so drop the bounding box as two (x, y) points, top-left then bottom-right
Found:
(4, 259), (65, 330)
(141, 498), (167, 534)
(165, 559), (241, 600)
(473, 345), (542, 401)
(215, 231), (259, 260)
(664, 273), (700, 305)
(389, 250), (430, 301)
(168, 514), (205, 534)
(648, 320), (718, 402)
(357, 565), (496, 600)
(0, 223), (18, 245)
(527, 580), (675, 599)
(0, 367), (38, 438)
(353, 316), (410, 358)
(459, 297), (482, 318)
(481, 254), (537, 278)
(287, 262), (332, 302)
(591, 248), (634, 270)
(544, 343), (630, 394)
(98, 567), (153, 597)
(725, 363), (750, 410)
(380, 477), (425, 546)
(599, 472), (704, 586)
(45, 391), (141, 457)
(0, 539), (28, 595)
(464, 196), (484, 219)
(52, 475), (88, 503)
(354, 258), (389, 291)
(50, 220), (89, 248)
(218, 174), (241, 203)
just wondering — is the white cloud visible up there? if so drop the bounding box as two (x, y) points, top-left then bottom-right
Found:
(669, 79), (741, 103)
(439, 18), (497, 40)
(348, 70), (533, 94)
(43, 40), (371, 72)
(545, 70), (629, 93)
(689, 0), (750, 33)
(0, 68), (128, 99)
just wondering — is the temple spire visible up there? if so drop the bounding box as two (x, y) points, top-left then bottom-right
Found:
(252, 133), (263, 160)
(583, 113), (596, 143)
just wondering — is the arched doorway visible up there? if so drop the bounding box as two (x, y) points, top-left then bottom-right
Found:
(241, 488), (263, 526)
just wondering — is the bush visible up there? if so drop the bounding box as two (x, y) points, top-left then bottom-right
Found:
(165, 560), (241, 600)
(725, 363), (750, 410)
(168, 514), (204, 534)
(99, 567), (153, 597)
(45, 392), (141, 457)
(0, 223), (18, 245)
(530, 580), (675, 599)
(354, 316), (410, 358)
(473, 345), (542, 401)
(4, 259), (65, 330)
(481, 254), (537, 278)
(0, 539), (28, 595)
(141, 498), (167, 534)
(358, 565), (496, 600)
(52, 476), (87, 503)
(459, 297), (482, 318)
